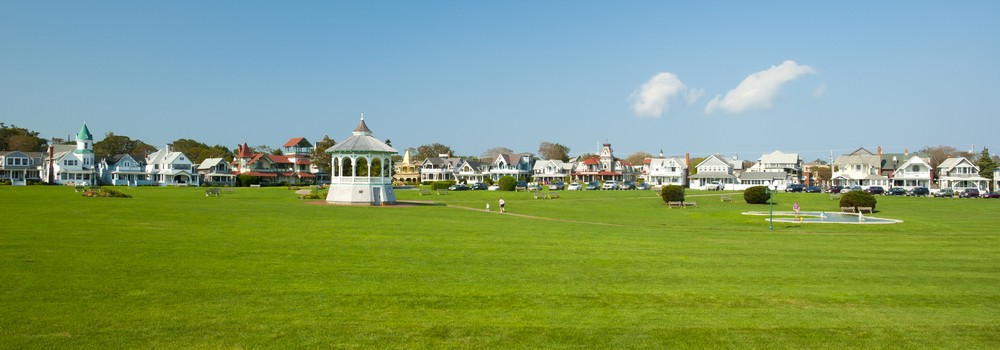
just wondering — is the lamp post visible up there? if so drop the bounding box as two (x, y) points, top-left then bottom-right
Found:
(765, 180), (774, 230)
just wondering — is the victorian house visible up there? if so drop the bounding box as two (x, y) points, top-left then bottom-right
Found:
(885, 153), (933, 190)
(831, 147), (888, 188)
(570, 143), (633, 183)
(640, 151), (687, 187)
(146, 145), (199, 186)
(98, 154), (149, 186)
(0, 151), (43, 185)
(42, 123), (98, 185)
(688, 154), (740, 190)
(532, 159), (573, 184)
(392, 149), (421, 185)
(936, 157), (988, 190)
(197, 158), (236, 186)
(487, 153), (534, 182)
(419, 155), (464, 183)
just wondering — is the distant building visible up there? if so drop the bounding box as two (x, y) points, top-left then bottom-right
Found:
(146, 145), (199, 186)
(326, 115), (397, 205)
(0, 151), (44, 185)
(98, 154), (150, 186)
(42, 123), (98, 185)
(392, 149), (420, 185)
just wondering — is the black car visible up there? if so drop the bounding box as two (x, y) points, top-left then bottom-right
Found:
(865, 186), (885, 195)
(448, 184), (470, 191)
(804, 186), (822, 193)
(908, 187), (929, 196)
(887, 187), (907, 196)
(620, 181), (636, 190)
(469, 182), (488, 190)
(828, 185), (844, 194)
(785, 184), (805, 192)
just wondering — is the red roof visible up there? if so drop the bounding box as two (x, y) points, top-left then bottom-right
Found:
(643, 158), (652, 165)
(267, 155), (291, 164)
(296, 172), (315, 178)
(236, 143), (254, 158)
(283, 137), (305, 147)
(582, 158), (600, 165)
(294, 159), (311, 165)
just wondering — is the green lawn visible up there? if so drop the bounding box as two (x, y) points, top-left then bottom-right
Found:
(1, 186), (998, 348)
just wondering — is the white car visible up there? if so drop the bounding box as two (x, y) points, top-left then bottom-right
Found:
(602, 180), (618, 190)
(488, 184), (500, 191)
(567, 182), (583, 191)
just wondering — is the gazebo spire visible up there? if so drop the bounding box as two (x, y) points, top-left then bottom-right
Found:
(353, 112), (372, 136)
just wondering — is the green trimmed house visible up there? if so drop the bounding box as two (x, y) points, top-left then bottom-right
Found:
(42, 123), (99, 185)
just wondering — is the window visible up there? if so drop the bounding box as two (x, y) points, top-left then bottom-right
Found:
(912, 165), (919, 172)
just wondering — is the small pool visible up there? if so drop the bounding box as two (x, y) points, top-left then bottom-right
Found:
(742, 211), (902, 224)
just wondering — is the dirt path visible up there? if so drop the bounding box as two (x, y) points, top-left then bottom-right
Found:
(445, 204), (625, 227)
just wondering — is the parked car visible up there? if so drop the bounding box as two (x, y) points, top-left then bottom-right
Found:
(567, 182), (583, 191)
(982, 191), (1000, 198)
(602, 180), (619, 190)
(703, 182), (721, 191)
(865, 186), (885, 195)
(620, 181), (636, 190)
(934, 188), (954, 197)
(959, 188), (981, 198)
(827, 185), (844, 194)
(848, 186), (863, 193)
(785, 184), (805, 192)
(488, 184), (500, 191)
(636, 182), (651, 190)
(804, 186), (822, 193)
(908, 187), (929, 196)
(469, 182), (487, 190)
(448, 184), (470, 191)
(548, 182), (565, 190)
(585, 181), (600, 190)
(527, 182), (541, 191)
(515, 181), (528, 191)
(886, 187), (907, 196)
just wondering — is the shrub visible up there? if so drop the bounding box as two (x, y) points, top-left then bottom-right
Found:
(83, 188), (131, 198)
(0, 179), (10, 185)
(431, 181), (455, 190)
(236, 174), (260, 187)
(660, 185), (684, 203)
(744, 186), (769, 204)
(840, 191), (877, 211)
(497, 175), (517, 191)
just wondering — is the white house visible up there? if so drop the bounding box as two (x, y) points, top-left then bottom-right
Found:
(42, 123), (98, 186)
(641, 153), (687, 187)
(146, 145), (199, 186)
(488, 153), (534, 181)
(532, 159), (573, 184)
(456, 159), (489, 184)
(889, 155), (933, 190)
(936, 157), (988, 190)
(98, 154), (150, 186)
(1, 151), (43, 185)
(747, 150), (802, 184)
(994, 167), (999, 192)
(689, 154), (739, 190)
(197, 158), (236, 186)
(831, 147), (888, 188)
(419, 156), (463, 183)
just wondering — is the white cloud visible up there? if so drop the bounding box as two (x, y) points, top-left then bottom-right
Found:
(684, 88), (705, 105)
(629, 72), (687, 118)
(813, 83), (827, 97)
(704, 60), (816, 114)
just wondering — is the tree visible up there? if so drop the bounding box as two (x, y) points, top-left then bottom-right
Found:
(814, 166), (832, 184)
(481, 147), (514, 161)
(416, 143), (454, 160)
(169, 138), (233, 164)
(94, 132), (158, 160)
(660, 185), (684, 203)
(625, 151), (653, 166)
(253, 144), (276, 155)
(0, 124), (45, 151)
(688, 157), (706, 175)
(310, 135), (336, 175)
(497, 175), (517, 191)
(976, 147), (995, 190)
(538, 142), (571, 162)
(918, 145), (964, 171)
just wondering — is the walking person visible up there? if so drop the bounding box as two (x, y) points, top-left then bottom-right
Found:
(486, 202), (491, 212)
(793, 201), (801, 218)
(499, 198), (506, 213)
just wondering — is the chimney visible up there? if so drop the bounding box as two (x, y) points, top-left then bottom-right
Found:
(685, 152), (691, 174)
(166, 144), (171, 153)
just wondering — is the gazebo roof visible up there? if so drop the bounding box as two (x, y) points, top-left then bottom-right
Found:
(326, 115), (397, 154)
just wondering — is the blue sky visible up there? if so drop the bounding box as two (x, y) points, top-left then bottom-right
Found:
(2, 1), (998, 162)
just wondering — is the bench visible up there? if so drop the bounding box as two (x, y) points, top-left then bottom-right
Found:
(830, 193), (842, 200)
(683, 201), (698, 208)
(668, 201), (683, 208)
(223, 188), (236, 194)
(205, 188), (221, 197)
(841, 207), (855, 213)
(533, 191), (543, 199)
(250, 184), (261, 188)
(721, 195), (733, 202)
(74, 185), (86, 192)
(436, 189), (449, 195)
(515, 186), (527, 192)
(857, 207), (873, 214)
(418, 188), (432, 196)
(546, 192), (560, 199)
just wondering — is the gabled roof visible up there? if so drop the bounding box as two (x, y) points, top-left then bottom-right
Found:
(758, 150), (799, 164)
(695, 154), (734, 169)
(198, 158), (229, 170)
(938, 157), (977, 171)
(267, 154), (292, 164)
(283, 137), (308, 148)
(235, 143), (254, 158)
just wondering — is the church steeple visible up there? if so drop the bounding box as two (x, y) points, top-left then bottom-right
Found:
(74, 122), (94, 155)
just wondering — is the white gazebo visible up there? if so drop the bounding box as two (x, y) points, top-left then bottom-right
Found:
(325, 115), (398, 205)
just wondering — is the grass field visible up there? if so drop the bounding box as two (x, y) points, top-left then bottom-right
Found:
(2, 185), (999, 348)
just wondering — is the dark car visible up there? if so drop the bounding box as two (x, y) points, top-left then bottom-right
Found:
(887, 187), (907, 196)
(959, 188), (981, 198)
(620, 181), (636, 190)
(585, 181), (600, 190)
(636, 182), (651, 190)
(785, 184), (805, 192)
(804, 186), (822, 193)
(447, 184), (469, 191)
(982, 191), (1000, 199)
(865, 186), (885, 195)
(469, 182), (488, 190)
(515, 181), (528, 191)
(908, 187), (929, 196)
(934, 188), (954, 197)
(827, 185), (844, 194)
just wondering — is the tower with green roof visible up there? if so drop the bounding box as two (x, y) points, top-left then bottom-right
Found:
(73, 122), (95, 171)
